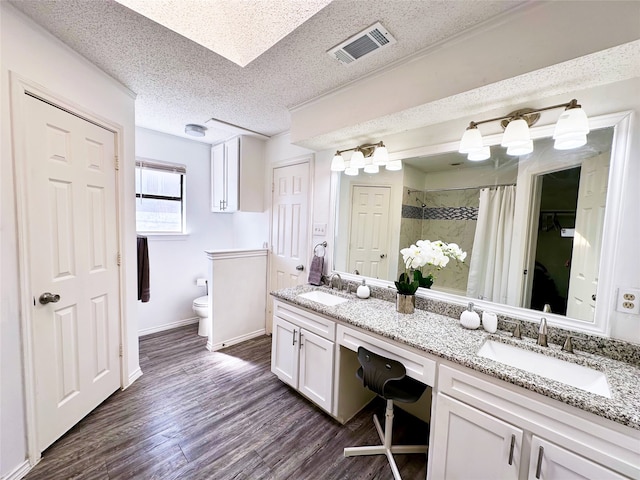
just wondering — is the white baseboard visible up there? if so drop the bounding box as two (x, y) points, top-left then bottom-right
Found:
(124, 367), (143, 389)
(1, 460), (31, 480)
(138, 317), (199, 337)
(206, 328), (266, 352)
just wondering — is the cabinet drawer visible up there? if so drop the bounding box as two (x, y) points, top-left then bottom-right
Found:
(336, 324), (436, 386)
(273, 300), (335, 341)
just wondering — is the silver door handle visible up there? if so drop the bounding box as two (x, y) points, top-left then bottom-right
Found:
(39, 292), (60, 305)
(296, 264), (304, 271)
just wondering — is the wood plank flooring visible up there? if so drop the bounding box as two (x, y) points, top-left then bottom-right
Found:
(24, 325), (428, 479)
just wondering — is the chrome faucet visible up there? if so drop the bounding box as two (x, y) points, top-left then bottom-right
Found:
(537, 318), (548, 347)
(328, 273), (342, 291)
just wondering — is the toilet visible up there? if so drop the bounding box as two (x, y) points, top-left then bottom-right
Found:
(193, 295), (209, 337)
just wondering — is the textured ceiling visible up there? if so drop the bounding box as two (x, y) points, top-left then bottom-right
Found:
(8, 0), (527, 144)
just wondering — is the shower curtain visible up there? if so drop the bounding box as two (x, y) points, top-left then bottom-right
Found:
(467, 185), (516, 303)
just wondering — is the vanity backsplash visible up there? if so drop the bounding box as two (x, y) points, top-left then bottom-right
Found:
(332, 278), (640, 366)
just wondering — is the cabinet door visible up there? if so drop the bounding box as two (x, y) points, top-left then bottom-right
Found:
(430, 393), (522, 480)
(271, 316), (299, 388)
(528, 436), (628, 480)
(211, 142), (225, 212)
(298, 329), (334, 412)
(225, 136), (240, 212)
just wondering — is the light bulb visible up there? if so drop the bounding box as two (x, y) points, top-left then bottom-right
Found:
(386, 160), (402, 171)
(502, 118), (531, 147)
(506, 140), (533, 156)
(459, 126), (483, 154)
(467, 146), (491, 161)
(373, 145), (389, 165)
(350, 149), (365, 168)
(330, 153), (345, 172)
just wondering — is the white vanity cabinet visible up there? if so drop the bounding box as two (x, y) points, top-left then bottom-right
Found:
(271, 300), (335, 413)
(211, 135), (263, 212)
(430, 365), (638, 480)
(431, 393), (522, 480)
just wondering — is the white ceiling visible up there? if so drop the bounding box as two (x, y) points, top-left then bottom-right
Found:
(8, 0), (528, 144)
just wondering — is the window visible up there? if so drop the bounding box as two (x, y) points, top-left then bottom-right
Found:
(135, 159), (186, 233)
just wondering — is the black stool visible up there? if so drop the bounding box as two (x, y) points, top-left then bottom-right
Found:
(344, 347), (428, 480)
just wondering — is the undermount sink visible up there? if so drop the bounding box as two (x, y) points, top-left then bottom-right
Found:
(298, 290), (349, 306)
(477, 340), (611, 398)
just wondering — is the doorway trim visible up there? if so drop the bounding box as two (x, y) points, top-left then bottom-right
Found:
(9, 72), (129, 466)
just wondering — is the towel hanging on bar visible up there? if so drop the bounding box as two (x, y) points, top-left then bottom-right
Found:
(137, 235), (150, 302)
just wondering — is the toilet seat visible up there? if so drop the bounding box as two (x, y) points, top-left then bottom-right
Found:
(193, 295), (208, 308)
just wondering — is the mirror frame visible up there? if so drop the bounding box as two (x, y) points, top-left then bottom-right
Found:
(329, 110), (632, 336)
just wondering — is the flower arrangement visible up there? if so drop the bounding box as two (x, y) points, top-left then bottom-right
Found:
(395, 240), (467, 295)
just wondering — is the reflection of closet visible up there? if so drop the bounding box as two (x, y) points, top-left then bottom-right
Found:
(211, 135), (264, 213)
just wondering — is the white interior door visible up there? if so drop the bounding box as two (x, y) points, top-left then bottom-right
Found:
(270, 161), (310, 291)
(566, 153), (610, 320)
(347, 185), (391, 278)
(24, 94), (121, 451)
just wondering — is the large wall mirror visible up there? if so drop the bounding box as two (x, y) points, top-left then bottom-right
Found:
(332, 112), (631, 335)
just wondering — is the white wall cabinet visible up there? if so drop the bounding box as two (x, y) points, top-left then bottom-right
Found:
(211, 135), (263, 212)
(271, 300), (335, 413)
(430, 365), (638, 480)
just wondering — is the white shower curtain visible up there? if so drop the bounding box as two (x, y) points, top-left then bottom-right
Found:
(467, 185), (516, 303)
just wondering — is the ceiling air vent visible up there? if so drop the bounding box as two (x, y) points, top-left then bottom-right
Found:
(327, 22), (396, 66)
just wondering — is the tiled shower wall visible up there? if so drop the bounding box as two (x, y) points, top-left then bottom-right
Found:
(399, 187), (479, 295)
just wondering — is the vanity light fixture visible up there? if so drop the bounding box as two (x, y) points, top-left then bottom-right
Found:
(459, 99), (590, 161)
(330, 141), (398, 175)
(185, 124), (207, 137)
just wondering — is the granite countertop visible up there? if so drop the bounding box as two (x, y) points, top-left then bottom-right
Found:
(272, 285), (640, 431)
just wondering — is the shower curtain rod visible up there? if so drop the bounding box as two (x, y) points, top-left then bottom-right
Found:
(419, 183), (516, 194)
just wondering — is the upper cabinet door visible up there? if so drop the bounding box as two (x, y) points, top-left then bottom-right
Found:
(210, 135), (263, 213)
(225, 136), (240, 212)
(211, 142), (226, 212)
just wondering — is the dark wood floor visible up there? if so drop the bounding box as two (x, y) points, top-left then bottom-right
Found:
(24, 325), (428, 479)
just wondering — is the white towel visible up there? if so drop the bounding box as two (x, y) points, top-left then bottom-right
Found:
(308, 255), (324, 285)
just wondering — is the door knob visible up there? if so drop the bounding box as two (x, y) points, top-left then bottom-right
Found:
(296, 264), (304, 271)
(39, 292), (60, 305)
(592, 294), (596, 301)
(380, 254), (386, 259)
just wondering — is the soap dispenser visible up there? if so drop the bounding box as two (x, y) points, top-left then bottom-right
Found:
(356, 279), (370, 299)
(460, 302), (480, 329)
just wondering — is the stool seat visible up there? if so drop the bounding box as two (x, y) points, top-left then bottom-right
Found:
(344, 347), (428, 480)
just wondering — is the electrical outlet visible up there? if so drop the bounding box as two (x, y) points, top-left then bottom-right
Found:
(313, 223), (327, 236)
(616, 287), (640, 314)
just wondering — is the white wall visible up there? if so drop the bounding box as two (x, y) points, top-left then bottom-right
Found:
(1, 3), (138, 477)
(135, 128), (269, 334)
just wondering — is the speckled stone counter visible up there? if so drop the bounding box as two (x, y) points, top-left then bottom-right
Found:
(271, 285), (640, 431)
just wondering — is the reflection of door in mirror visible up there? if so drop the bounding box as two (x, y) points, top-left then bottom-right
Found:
(347, 185), (391, 278)
(567, 153), (610, 320)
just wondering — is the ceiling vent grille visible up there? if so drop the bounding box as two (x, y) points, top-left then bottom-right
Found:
(327, 22), (396, 66)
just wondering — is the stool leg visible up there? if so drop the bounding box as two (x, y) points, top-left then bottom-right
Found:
(383, 399), (394, 449)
